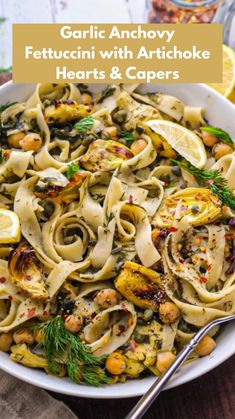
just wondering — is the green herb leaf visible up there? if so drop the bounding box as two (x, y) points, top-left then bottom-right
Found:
(120, 131), (136, 143)
(0, 150), (3, 164)
(172, 159), (235, 210)
(36, 316), (110, 387)
(74, 116), (94, 133)
(65, 162), (81, 180)
(201, 126), (234, 145)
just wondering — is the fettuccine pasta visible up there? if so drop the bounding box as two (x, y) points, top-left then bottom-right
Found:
(0, 83), (235, 386)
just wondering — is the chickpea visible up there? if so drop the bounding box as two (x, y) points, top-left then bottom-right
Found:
(213, 143), (233, 160)
(156, 352), (176, 373)
(94, 288), (120, 308)
(195, 336), (216, 357)
(112, 110), (127, 124)
(0, 333), (13, 352)
(103, 126), (118, 138)
(34, 328), (44, 344)
(159, 302), (181, 324)
(7, 132), (25, 148)
(201, 131), (218, 147)
(81, 93), (93, 106)
(64, 314), (83, 334)
(13, 329), (34, 346)
(130, 139), (148, 154)
(105, 352), (126, 375)
(19, 133), (42, 152)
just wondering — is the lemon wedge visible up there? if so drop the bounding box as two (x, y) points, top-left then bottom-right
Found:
(207, 45), (235, 100)
(146, 120), (206, 169)
(0, 209), (21, 244)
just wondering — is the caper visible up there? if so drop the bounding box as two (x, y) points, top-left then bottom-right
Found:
(64, 227), (83, 238)
(35, 185), (46, 193)
(159, 174), (170, 183)
(136, 125), (144, 135)
(134, 333), (146, 343)
(137, 317), (146, 325)
(42, 199), (55, 218)
(191, 205), (199, 214)
(172, 166), (181, 177)
(143, 309), (154, 322)
(112, 110), (127, 124)
(82, 135), (96, 147)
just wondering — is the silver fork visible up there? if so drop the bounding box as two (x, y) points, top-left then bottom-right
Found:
(125, 314), (235, 419)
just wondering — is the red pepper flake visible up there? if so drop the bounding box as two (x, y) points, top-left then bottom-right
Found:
(207, 265), (212, 271)
(195, 193), (202, 201)
(8, 296), (13, 302)
(225, 233), (234, 240)
(43, 310), (48, 317)
(0, 276), (6, 283)
(128, 194), (133, 205)
(19, 313), (25, 319)
(169, 227), (178, 233)
(199, 277), (207, 283)
(27, 308), (36, 318)
(3, 151), (10, 160)
(129, 339), (137, 353)
(120, 303), (129, 313)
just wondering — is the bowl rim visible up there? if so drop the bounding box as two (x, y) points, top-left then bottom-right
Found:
(0, 80), (235, 398)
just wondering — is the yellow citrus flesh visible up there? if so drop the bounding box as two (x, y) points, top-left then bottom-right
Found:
(207, 45), (235, 100)
(146, 119), (207, 169)
(0, 209), (21, 244)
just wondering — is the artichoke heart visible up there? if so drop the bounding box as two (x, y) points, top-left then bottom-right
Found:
(79, 139), (134, 172)
(155, 187), (222, 228)
(115, 261), (166, 311)
(9, 243), (49, 300)
(10, 344), (48, 369)
(45, 102), (89, 124)
(116, 92), (161, 131)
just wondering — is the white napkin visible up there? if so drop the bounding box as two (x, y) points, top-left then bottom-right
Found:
(0, 370), (77, 419)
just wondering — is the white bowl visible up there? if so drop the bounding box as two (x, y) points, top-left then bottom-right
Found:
(0, 81), (235, 398)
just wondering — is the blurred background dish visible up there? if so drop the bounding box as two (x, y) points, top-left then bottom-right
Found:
(148, 0), (223, 24)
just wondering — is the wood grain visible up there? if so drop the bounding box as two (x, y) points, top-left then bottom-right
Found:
(52, 355), (235, 419)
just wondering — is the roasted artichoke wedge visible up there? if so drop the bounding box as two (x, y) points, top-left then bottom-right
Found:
(10, 344), (48, 369)
(116, 92), (161, 131)
(45, 102), (90, 124)
(9, 243), (49, 300)
(154, 187), (222, 228)
(79, 139), (134, 172)
(115, 261), (166, 311)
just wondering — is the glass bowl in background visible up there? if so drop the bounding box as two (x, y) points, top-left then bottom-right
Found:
(148, 0), (224, 23)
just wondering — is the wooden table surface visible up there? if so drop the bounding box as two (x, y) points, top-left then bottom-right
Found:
(0, 73), (234, 419)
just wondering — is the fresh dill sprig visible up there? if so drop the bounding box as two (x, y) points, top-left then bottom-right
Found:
(171, 159), (235, 210)
(37, 315), (110, 387)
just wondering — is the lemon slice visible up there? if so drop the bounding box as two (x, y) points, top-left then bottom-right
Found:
(146, 120), (206, 169)
(207, 45), (235, 99)
(0, 209), (21, 244)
